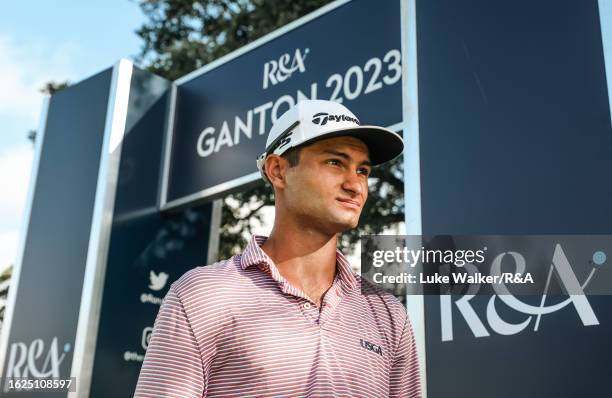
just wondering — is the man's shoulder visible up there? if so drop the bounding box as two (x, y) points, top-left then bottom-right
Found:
(170, 256), (243, 298)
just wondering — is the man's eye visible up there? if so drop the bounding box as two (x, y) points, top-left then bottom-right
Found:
(358, 168), (371, 176)
(327, 159), (342, 166)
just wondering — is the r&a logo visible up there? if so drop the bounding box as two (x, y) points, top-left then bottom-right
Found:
(263, 48), (309, 89)
(5, 337), (70, 384)
(441, 244), (600, 341)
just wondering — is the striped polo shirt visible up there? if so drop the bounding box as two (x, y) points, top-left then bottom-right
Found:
(134, 235), (421, 398)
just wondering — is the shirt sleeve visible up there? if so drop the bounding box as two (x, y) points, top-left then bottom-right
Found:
(134, 287), (205, 397)
(389, 314), (422, 398)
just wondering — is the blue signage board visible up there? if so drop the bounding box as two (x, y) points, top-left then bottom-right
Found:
(0, 69), (113, 397)
(416, 0), (612, 396)
(162, 0), (404, 210)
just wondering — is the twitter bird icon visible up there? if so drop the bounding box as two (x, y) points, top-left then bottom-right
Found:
(149, 271), (169, 291)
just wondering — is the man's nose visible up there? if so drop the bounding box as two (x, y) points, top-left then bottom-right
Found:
(341, 169), (365, 196)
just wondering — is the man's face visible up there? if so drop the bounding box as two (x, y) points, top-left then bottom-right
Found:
(281, 136), (371, 234)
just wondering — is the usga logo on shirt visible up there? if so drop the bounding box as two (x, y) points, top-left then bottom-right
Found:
(441, 244), (602, 341)
(359, 339), (383, 356)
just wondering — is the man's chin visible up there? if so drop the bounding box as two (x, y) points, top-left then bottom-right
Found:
(330, 218), (359, 233)
(301, 210), (360, 234)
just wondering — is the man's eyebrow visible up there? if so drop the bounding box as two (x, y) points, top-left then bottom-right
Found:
(321, 149), (372, 167)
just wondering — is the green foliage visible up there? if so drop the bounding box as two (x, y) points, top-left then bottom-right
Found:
(135, 0), (405, 259)
(218, 184), (273, 259)
(136, 0), (333, 80)
(0, 265), (12, 324)
(40, 81), (70, 95)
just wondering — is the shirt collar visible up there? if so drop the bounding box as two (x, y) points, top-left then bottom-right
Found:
(239, 234), (358, 291)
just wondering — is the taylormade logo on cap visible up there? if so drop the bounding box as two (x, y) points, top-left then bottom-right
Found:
(256, 99), (404, 183)
(311, 112), (360, 126)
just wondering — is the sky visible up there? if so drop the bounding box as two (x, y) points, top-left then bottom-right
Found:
(0, 1), (146, 270)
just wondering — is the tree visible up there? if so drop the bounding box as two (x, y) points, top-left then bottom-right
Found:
(136, 0), (334, 80)
(135, 0), (405, 258)
(0, 265), (13, 330)
(39, 81), (70, 95)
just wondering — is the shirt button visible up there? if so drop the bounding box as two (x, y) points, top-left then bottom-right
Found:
(303, 302), (312, 309)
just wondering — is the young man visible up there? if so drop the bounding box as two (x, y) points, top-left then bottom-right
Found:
(134, 100), (421, 397)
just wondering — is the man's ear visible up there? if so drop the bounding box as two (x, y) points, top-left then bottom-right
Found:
(264, 154), (288, 189)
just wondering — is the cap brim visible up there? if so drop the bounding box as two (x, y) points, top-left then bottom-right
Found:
(297, 125), (404, 165)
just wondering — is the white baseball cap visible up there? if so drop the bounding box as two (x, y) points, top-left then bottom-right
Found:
(256, 99), (404, 182)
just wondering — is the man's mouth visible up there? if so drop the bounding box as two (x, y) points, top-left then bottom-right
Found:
(336, 198), (361, 209)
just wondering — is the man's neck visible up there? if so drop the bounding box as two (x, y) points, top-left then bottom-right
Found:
(261, 223), (339, 307)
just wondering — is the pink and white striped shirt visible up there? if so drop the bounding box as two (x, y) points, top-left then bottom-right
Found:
(134, 235), (421, 397)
